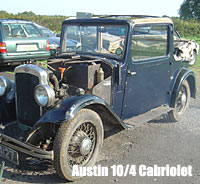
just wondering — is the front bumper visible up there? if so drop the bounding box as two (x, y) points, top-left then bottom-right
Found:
(0, 133), (53, 163)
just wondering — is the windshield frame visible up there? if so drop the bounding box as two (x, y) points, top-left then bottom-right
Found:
(60, 21), (129, 61)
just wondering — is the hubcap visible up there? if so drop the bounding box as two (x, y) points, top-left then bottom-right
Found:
(80, 138), (92, 156)
(181, 93), (187, 105)
(176, 85), (187, 113)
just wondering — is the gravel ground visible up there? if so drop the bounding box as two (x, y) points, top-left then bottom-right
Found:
(0, 68), (200, 184)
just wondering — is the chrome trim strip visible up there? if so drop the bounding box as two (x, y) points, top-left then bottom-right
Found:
(14, 64), (48, 85)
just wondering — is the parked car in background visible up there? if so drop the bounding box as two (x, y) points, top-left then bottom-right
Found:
(0, 19), (50, 65)
(173, 30), (199, 66)
(33, 23), (81, 57)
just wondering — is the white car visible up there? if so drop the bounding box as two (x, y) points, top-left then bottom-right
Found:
(174, 31), (199, 66)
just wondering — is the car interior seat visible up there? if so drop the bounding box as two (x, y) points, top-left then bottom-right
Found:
(3, 25), (11, 37)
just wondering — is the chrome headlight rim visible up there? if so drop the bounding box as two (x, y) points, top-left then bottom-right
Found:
(0, 76), (11, 96)
(34, 84), (55, 107)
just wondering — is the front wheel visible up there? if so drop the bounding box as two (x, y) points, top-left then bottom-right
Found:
(53, 109), (104, 181)
(168, 80), (190, 122)
(189, 50), (197, 66)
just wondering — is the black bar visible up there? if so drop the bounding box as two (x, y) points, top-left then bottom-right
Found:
(1, 141), (53, 160)
(98, 15), (160, 19)
(0, 133), (53, 160)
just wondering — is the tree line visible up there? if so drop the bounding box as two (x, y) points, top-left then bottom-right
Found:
(0, 11), (68, 33)
(1, 10), (200, 37)
(173, 18), (200, 37)
(176, 0), (200, 36)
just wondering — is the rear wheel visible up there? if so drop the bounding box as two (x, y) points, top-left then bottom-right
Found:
(168, 80), (190, 122)
(53, 109), (103, 181)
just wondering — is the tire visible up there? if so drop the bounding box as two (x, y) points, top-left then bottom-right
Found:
(168, 80), (190, 122)
(53, 108), (104, 181)
(189, 50), (197, 66)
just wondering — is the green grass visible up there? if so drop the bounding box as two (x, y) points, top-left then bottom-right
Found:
(184, 36), (200, 73)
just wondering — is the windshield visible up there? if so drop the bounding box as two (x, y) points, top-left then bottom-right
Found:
(2, 23), (41, 38)
(40, 28), (55, 37)
(61, 24), (128, 59)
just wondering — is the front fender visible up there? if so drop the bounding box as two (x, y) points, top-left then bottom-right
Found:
(0, 81), (16, 123)
(34, 94), (129, 129)
(170, 68), (196, 107)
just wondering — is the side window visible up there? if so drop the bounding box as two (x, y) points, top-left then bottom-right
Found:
(132, 25), (168, 62)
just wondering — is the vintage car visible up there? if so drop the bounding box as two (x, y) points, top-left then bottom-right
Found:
(0, 19), (50, 65)
(0, 16), (196, 181)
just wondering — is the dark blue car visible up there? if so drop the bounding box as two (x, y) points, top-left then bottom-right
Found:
(0, 16), (196, 181)
(33, 23), (80, 57)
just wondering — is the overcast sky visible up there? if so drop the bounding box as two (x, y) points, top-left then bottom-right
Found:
(1, 0), (184, 17)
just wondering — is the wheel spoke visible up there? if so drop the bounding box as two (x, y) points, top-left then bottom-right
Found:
(67, 122), (97, 167)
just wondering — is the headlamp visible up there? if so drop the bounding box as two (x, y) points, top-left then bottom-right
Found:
(34, 84), (55, 107)
(0, 76), (11, 96)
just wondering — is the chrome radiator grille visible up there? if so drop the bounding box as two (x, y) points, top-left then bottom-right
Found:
(15, 73), (41, 126)
(14, 64), (49, 127)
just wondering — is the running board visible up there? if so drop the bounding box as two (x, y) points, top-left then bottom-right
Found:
(123, 106), (171, 128)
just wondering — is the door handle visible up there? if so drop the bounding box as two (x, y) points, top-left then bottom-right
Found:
(127, 70), (136, 76)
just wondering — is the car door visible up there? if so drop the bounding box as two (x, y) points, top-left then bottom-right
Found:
(122, 24), (172, 119)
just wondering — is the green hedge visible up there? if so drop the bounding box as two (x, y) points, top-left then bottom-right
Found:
(172, 17), (200, 37)
(0, 11), (67, 33)
(1, 11), (200, 37)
